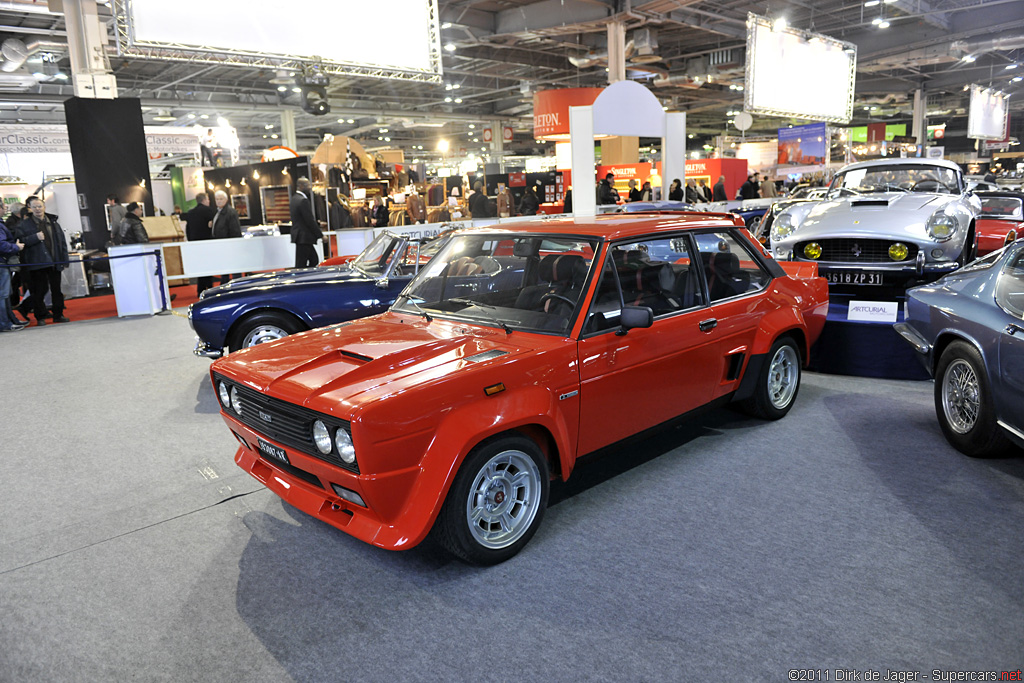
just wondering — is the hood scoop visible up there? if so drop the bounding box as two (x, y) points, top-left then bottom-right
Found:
(340, 349), (373, 363)
(851, 199), (891, 207)
(465, 349), (508, 364)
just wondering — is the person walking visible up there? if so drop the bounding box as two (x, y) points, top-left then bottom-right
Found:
(0, 216), (26, 331)
(713, 175), (728, 201)
(16, 196), (69, 325)
(118, 202), (149, 244)
(289, 177), (325, 268)
(106, 194), (126, 246)
(184, 192), (216, 296)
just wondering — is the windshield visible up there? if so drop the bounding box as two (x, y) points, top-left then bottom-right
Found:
(351, 233), (408, 277)
(394, 233), (600, 334)
(980, 196), (1023, 219)
(828, 164), (963, 197)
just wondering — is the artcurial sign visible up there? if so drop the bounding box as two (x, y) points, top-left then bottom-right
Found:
(0, 124), (199, 155)
(533, 88), (603, 139)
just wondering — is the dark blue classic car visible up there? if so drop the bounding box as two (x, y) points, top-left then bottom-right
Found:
(895, 240), (1024, 457)
(189, 232), (440, 358)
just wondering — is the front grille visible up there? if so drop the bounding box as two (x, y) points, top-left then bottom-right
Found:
(214, 373), (358, 473)
(795, 238), (918, 263)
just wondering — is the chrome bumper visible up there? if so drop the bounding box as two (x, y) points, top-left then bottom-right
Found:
(194, 337), (224, 359)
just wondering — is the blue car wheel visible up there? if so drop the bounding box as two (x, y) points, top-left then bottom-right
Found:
(228, 311), (306, 353)
(934, 341), (1010, 458)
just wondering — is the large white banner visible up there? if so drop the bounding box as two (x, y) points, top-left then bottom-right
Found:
(967, 85), (1009, 141)
(0, 125), (199, 155)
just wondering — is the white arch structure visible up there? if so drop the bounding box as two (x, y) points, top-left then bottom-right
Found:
(568, 80), (687, 216)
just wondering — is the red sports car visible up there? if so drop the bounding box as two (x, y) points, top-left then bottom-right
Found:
(210, 213), (829, 564)
(976, 191), (1023, 256)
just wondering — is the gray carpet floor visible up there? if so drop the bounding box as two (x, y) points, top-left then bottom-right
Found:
(1, 311), (1022, 682)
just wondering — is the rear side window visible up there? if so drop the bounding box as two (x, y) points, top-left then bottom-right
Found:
(693, 231), (771, 302)
(995, 247), (1024, 319)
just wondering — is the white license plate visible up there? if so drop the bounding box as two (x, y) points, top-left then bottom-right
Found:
(257, 438), (289, 465)
(825, 271), (884, 285)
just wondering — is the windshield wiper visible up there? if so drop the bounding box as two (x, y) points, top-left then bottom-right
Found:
(401, 296), (433, 323)
(449, 298), (513, 334)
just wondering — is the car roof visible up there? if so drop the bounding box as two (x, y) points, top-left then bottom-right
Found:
(837, 158), (963, 174)
(449, 212), (739, 241)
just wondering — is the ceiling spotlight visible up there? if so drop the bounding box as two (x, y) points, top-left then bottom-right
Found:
(878, 20), (890, 28)
(469, 124), (475, 129)
(265, 124), (274, 129)
(441, 22), (452, 29)
(1013, 76), (1023, 83)
(200, 114), (209, 119)
(271, 133), (279, 139)
(772, 17), (787, 32)
(347, 119), (355, 124)
(445, 83), (453, 90)
(187, 113), (196, 119)
(437, 139), (449, 153)
(384, 137), (391, 142)
(453, 84), (461, 89)
(444, 43), (456, 52)
(454, 98), (462, 103)
(277, 85), (288, 92)
(1006, 64), (1019, 70)
(962, 54), (976, 63)
(292, 86), (302, 93)
(444, 96), (452, 103)
(872, 17), (882, 24)
(865, 0), (880, 5)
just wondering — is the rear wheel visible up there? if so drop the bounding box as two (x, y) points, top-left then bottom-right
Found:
(228, 312), (306, 352)
(934, 341), (1009, 457)
(432, 434), (549, 565)
(738, 336), (802, 420)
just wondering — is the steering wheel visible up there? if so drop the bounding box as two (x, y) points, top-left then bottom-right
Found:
(540, 293), (575, 310)
(911, 178), (952, 192)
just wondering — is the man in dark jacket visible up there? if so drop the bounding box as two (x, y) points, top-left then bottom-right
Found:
(184, 192), (216, 296)
(119, 202), (149, 244)
(0, 217), (26, 331)
(712, 175), (728, 201)
(739, 173), (760, 200)
(289, 177), (325, 268)
(16, 196), (69, 325)
(518, 186), (540, 216)
(468, 181), (490, 219)
(212, 190), (242, 283)
(597, 173), (620, 205)
(106, 194), (126, 246)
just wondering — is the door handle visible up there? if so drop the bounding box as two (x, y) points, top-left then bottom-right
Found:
(699, 318), (718, 332)
(1007, 323), (1024, 336)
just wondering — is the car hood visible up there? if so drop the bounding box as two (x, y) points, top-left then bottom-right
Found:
(217, 313), (534, 415)
(201, 264), (374, 298)
(792, 192), (953, 239)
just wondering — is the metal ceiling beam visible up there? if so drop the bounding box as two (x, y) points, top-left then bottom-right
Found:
(493, 0), (613, 36)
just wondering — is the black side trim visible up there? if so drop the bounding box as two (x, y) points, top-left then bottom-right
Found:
(731, 352), (767, 403)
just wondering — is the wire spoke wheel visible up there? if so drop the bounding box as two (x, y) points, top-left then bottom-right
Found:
(767, 344), (799, 410)
(942, 358), (980, 434)
(464, 449), (542, 550)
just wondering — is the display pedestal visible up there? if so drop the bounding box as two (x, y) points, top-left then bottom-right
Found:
(808, 294), (930, 380)
(109, 244), (169, 317)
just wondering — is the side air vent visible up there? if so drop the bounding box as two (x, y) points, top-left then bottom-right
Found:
(340, 350), (373, 363)
(466, 350), (509, 363)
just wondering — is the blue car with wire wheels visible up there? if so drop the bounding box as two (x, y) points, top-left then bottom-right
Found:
(189, 231), (442, 358)
(894, 239), (1024, 457)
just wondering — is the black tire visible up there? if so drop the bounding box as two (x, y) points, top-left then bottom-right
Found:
(934, 341), (1010, 458)
(738, 336), (802, 420)
(227, 311), (306, 353)
(957, 226), (978, 267)
(431, 434), (550, 565)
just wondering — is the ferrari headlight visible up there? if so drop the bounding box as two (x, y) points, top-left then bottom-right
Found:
(926, 212), (958, 242)
(313, 420), (332, 454)
(889, 243), (909, 261)
(334, 428), (356, 464)
(217, 381), (231, 408)
(772, 213), (796, 242)
(229, 386), (242, 415)
(803, 242), (822, 260)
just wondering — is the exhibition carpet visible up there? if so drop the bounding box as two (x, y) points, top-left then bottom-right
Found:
(19, 283), (201, 324)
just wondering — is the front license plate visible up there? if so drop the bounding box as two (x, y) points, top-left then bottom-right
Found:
(257, 438), (289, 465)
(825, 271), (884, 286)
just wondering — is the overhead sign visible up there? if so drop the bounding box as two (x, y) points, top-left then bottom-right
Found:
(778, 123), (826, 166)
(0, 125), (199, 155)
(533, 88), (603, 140)
(115, 0), (442, 82)
(745, 13), (856, 123)
(967, 84), (1009, 141)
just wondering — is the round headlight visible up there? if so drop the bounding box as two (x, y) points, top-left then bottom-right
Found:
(771, 213), (795, 242)
(229, 386), (242, 415)
(888, 243), (909, 261)
(334, 428), (356, 464)
(926, 212), (958, 241)
(803, 242), (822, 260)
(218, 381), (231, 407)
(312, 420), (332, 454)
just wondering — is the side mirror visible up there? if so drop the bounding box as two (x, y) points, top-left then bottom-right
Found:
(375, 277), (389, 289)
(617, 305), (653, 335)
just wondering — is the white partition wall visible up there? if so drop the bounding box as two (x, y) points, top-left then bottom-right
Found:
(569, 105), (597, 217)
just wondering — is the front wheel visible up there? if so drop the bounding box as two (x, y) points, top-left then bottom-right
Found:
(934, 341), (1009, 457)
(738, 337), (802, 420)
(432, 435), (549, 565)
(228, 312), (306, 352)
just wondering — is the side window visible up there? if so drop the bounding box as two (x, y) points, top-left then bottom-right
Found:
(995, 248), (1024, 319)
(583, 236), (704, 334)
(694, 231), (771, 302)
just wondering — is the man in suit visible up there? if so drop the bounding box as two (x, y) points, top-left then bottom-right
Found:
(212, 190), (242, 283)
(184, 192), (216, 296)
(16, 196), (69, 325)
(712, 175), (728, 201)
(290, 177), (325, 268)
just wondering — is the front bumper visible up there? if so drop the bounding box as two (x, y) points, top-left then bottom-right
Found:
(194, 337), (224, 359)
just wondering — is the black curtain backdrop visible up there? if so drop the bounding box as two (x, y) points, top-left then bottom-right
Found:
(64, 97), (153, 250)
(202, 156), (312, 228)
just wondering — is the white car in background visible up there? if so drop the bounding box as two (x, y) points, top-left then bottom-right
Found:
(769, 158), (981, 290)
